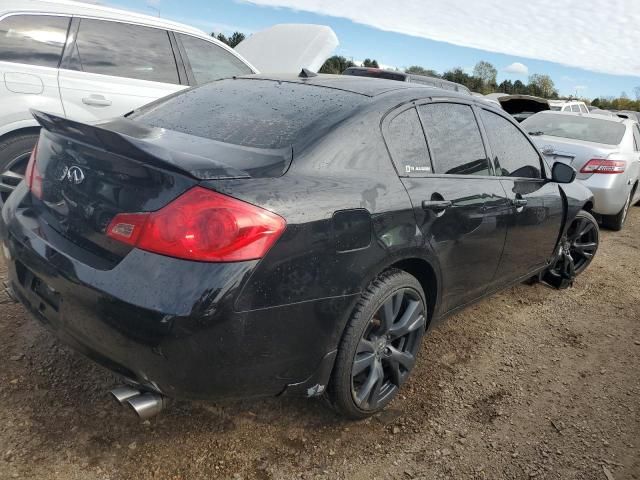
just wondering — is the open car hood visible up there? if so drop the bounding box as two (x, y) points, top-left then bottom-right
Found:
(235, 24), (338, 74)
(492, 95), (551, 115)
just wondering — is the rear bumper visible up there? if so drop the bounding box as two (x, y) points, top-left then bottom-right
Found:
(1, 187), (352, 400)
(579, 174), (632, 216)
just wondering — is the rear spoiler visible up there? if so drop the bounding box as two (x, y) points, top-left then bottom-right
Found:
(30, 110), (293, 180)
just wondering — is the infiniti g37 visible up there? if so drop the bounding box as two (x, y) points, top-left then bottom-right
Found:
(0, 75), (598, 419)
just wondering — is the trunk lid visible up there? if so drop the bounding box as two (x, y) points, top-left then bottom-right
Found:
(26, 110), (292, 265)
(529, 135), (617, 180)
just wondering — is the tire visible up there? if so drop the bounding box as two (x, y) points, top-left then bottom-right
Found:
(602, 189), (632, 231)
(327, 269), (427, 419)
(543, 210), (599, 289)
(0, 131), (39, 202)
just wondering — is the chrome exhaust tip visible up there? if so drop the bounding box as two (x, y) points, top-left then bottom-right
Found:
(110, 385), (142, 405)
(126, 393), (166, 420)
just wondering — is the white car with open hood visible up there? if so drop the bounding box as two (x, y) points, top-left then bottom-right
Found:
(0, 0), (338, 200)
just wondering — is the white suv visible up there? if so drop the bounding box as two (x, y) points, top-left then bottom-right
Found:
(0, 0), (262, 200)
(548, 100), (590, 114)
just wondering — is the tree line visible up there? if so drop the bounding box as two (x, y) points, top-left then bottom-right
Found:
(212, 32), (639, 112)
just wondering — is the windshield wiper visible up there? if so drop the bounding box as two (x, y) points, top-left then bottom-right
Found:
(528, 131), (545, 136)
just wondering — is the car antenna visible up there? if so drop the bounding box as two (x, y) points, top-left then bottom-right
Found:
(299, 68), (318, 78)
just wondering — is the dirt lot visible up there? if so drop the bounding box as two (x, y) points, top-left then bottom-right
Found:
(0, 210), (638, 480)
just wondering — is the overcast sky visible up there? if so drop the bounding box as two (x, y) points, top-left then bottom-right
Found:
(110, 0), (640, 98)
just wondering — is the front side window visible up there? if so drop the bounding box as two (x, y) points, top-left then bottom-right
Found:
(571, 104), (581, 113)
(418, 103), (489, 175)
(177, 34), (252, 85)
(385, 107), (432, 176)
(481, 110), (542, 179)
(0, 15), (70, 68)
(71, 19), (179, 84)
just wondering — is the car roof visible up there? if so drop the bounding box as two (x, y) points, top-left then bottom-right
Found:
(247, 73), (477, 100)
(344, 66), (408, 78)
(0, 0), (206, 37)
(548, 100), (585, 105)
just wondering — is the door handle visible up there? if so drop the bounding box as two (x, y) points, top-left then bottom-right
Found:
(82, 95), (112, 107)
(422, 200), (452, 211)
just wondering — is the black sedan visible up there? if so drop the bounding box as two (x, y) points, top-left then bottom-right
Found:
(0, 74), (598, 419)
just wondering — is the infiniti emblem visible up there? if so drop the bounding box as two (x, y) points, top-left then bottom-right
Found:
(66, 166), (86, 185)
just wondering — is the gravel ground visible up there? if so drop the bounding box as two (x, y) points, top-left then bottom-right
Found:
(0, 209), (639, 480)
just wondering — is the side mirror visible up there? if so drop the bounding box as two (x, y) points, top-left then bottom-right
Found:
(551, 162), (576, 184)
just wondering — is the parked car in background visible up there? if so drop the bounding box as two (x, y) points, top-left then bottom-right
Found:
(589, 109), (617, 118)
(1, 74), (596, 420)
(342, 67), (471, 95)
(615, 110), (640, 122)
(549, 100), (590, 113)
(0, 0), (337, 201)
(523, 111), (640, 230)
(484, 93), (550, 122)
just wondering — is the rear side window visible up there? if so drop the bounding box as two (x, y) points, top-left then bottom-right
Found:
(0, 15), (70, 68)
(177, 34), (252, 85)
(386, 107), (431, 176)
(481, 110), (542, 178)
(418, 103), (489, 175)
(70, 19), (179, 84)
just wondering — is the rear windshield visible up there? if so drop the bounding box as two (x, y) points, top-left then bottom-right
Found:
(549, 106), (561, 111)
(522, 112), (626, 145)
(343, 68), (406, 82)
(131, 78), (364, 149)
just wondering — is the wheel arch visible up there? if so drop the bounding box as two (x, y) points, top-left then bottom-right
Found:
(388, 257), (438, 324)
(0, 126), (41, 144)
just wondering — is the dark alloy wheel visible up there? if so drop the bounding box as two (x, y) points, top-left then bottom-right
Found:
(0, 132), (39, 202)
(544, 210), (598, 289)
(328, 269), (427, 419)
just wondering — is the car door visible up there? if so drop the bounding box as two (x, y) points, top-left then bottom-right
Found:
(384, 101), (510, 313)
(631, 125), (640, 205)
(0, 14), (69, 128)
(479, 108), (564, 285)
(57, 18), (186, 122)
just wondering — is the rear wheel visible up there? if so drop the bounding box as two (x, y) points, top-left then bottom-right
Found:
(0, 132), (39, 202)
(327, 269), (427, 419)
(602, 189), (632, 231)
(543, 210), (599, 289)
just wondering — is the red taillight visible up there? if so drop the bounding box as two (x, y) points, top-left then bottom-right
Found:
(25, 144), (43, 198)
(106, 187), (286, 262)
(580, 159), (626, 174)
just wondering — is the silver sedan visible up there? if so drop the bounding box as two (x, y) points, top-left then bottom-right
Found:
(523, 111), (640, 230)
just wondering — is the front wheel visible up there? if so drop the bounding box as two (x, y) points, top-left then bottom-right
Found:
(543, 210), (599, 289)
(327, 269), (427, 419)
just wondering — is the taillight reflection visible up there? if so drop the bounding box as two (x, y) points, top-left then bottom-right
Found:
(25, 143), (43, 199)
